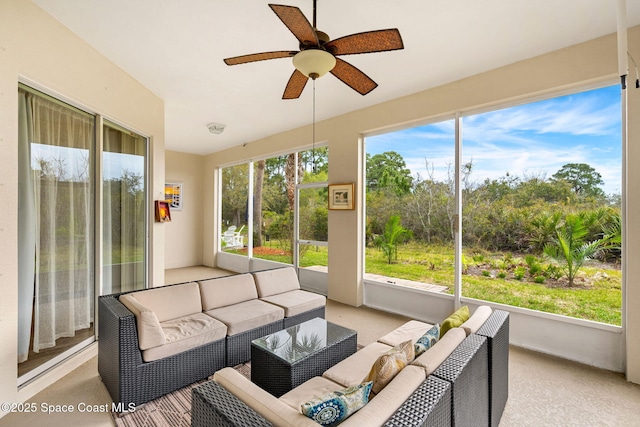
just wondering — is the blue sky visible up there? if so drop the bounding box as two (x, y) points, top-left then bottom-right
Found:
(366, 85), (622, 196)
(31, 144), (144, 181)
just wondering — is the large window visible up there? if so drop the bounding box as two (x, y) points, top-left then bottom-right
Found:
(460, 86), (621, 324)
(219, 147), (328, 269)
(220, 163), (249, 256)
(365, 85), (622, 325)
(365, 120), (455, 292)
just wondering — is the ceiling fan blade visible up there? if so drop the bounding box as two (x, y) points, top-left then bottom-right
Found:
(325, 29), (404, 56)
(269, 4), (319, 46)
(282, 69), (309, 99)
(224, 51), (296, 66)
(330, 58), (378, 96)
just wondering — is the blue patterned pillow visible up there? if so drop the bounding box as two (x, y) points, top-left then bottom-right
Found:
(414, 324), (440, 357)
(301, 381), (373, 426)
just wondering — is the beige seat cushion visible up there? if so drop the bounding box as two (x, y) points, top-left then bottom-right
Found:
(141, 313), (227, 362)
(204, 299), (284, 336)
(323, 342), (392, 388)
(339, 365), (426, 426)
(460, 305), (493, 335)
(252, 267), (300, 297)
(214, 368), (319, 427)
(198, 274), (258, 311)
(260, 289), (326, 318)
(279, 376), (346, 410)
(411, 327), (466, 375)
(377, 320), (434, 347)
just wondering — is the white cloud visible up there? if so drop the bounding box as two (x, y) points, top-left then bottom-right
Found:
(367, 86), (622, 195)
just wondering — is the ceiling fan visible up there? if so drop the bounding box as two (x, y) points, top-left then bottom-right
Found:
(223, 0), (404, 99)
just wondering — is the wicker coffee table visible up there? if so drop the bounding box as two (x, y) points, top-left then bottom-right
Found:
(250, 317), (357, 397)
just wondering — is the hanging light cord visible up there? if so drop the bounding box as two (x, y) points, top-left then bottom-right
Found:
(312, 78), (317, 173)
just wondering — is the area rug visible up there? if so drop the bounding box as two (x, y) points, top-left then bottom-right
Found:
(111, 362), (251, 427)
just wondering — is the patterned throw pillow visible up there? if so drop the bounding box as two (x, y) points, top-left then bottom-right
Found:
(414, 324), (440, 357)
(301, 381), (373, 426)
(440, 306), (470, 338)
(365, 340), (414, 394)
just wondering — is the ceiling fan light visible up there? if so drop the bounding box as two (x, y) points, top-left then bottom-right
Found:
(293, 49), (336, 79)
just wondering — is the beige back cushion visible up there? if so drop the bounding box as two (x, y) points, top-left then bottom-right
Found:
(214, 368), (319, 427)
(199, 274), (258, 310)
(252, 267), (300, 297)
(411, 327), (466, 375)
(460, 305), (493, 335)
(118, 294), (166, 350)
(126, 282), (202, 322)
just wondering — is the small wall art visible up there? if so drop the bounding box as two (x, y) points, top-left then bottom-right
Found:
(155, 200), (172, 222)
(328, 183), (355, 210)
(165, 182), (183, 210)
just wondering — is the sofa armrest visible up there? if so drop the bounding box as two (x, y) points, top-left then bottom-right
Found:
(383, 376), (452, 427)
(213, 368), (318, 426)
(192, 380), (272, 427)
(98, 295), (144, 404)
(475, 309), (509, 427)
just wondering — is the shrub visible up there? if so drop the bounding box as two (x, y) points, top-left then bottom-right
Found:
(534, 276), (546, 284)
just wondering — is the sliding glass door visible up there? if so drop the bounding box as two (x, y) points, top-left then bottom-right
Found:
(18, 87), (95, 380)
(102, 122), (147, 294)
(17, 85), (149, 383)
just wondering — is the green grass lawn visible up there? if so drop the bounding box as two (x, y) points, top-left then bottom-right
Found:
(367, 242), (621, 326)
(230, 240), (622, 326)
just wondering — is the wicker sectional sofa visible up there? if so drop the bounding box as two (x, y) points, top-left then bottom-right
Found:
(191, 307), (509, 427)
(98, 267), (326, 408)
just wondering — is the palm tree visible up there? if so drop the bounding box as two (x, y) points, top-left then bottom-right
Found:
(543, 214), (603, 287)
(374, 215), (412, 264)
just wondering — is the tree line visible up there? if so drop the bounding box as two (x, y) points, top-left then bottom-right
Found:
(366, 151), (621, 263)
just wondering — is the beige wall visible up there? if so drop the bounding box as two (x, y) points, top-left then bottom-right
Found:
(165, 151), (205, 269)
(0, 0), (165, 407)
(204, 27), (640, 382)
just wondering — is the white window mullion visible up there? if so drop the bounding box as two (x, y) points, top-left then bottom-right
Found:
(454, 112), (463, 309)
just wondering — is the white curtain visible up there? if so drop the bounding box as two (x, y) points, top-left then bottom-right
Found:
(18, 89), (94, 358)
(18, 91), (36, 363)
(102, 125), (146, 294)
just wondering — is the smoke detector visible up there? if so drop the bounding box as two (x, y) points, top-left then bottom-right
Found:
(207, 122), (226, 134)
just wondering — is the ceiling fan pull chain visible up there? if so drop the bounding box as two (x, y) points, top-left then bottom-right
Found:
(312, 78), (316, 173)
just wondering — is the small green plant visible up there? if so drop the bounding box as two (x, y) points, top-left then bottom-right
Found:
(534, 275), (546, 284)
(525, 255), (543, 276)
(544, 264), (563, 280)
(543, 214), (605, 286)
(514, 267), (526, 281)
(497, 271), (507, 279)
(481, 270), (491, 277)
(374, 215), (412, 264)
(472, 254), (485, 263)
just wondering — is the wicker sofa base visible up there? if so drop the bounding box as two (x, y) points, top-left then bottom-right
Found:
(283, 306), (325, 328)
(99, 294), (227, 407)
(99, 290), (326, 407)
(225, 320), (284, 367)
(192, 310), (509, 427)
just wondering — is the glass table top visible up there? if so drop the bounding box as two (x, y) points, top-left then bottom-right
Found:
(252, 317), (356, 364)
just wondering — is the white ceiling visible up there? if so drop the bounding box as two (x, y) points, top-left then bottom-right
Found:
(33, 0), (640, 155)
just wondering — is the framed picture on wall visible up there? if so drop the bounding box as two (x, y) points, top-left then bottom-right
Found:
(164, 182), (183, 210)
(328, 183), (355, 210)
(155, 201), (172, 222)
